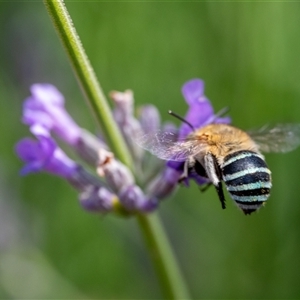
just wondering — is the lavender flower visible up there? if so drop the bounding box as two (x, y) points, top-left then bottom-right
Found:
(16, 79), (230, 215)
(15, 124), (115, 213)
(22, 84), (107, 165)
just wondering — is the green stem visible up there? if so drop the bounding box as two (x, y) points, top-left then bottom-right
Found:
(43, 0), (133, 170)
(137, 213), (190, 299)
(43, 1), (190, 299)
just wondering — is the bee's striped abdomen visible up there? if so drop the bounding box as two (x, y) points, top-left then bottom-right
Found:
(221, 150), (272, 215)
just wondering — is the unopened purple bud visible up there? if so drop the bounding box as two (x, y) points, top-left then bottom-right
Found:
(121, 119), (144, 162)
(110, 90), (144, 162)
(75, 129), (108, 166)
(23, 84), (81, 145)
(146, 168), (180, 199)
(105, 161), (134, 193)
(138, 105), (161, 134)
(67, 165), (106, 191)
(110, 90), (134, 122)
(138, 197), (159, 212)
(97, 149), (134, 193)
(79, 186), (115, 212)
(119, 185), (146, 211)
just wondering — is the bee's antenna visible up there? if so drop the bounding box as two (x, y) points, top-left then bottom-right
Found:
(168, 110), (195, 131)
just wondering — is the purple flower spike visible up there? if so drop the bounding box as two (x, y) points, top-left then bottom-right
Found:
(23, 84), (81, 145)
(15, 133), (77, 178)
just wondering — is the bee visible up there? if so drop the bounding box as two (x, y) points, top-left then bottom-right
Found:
(137, 111), (300, 215)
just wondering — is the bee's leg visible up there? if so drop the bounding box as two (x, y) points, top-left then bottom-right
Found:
(178, 157), (195, 183)
(199, 183), (212, 193)
(215, 182), (226, 209)
(203, 153), (226, 209)
(178, 160), (189, 183)
(193, 160), (212, 192)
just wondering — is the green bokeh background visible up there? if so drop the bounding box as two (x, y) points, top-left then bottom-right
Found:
(1, 1), (300, 299)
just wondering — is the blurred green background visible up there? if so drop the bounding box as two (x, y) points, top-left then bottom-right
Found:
(1, 1), (300, 299)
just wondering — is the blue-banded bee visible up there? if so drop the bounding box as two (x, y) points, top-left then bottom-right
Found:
(137, 115), (300, 215)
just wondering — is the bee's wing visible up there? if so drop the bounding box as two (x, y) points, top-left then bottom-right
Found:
(136, 131), (205, 161)
(248, 124), (300, 153)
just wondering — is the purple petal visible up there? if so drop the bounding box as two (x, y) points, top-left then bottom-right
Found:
(181, 79), (206, 105)
(15, 137), (55, 175)
(22, 84), (81, 145)
(188, 172), (210, 185)
(179, 79), (214, 138)
(167, 160), (183, 172)
(15, 134), (77, 178)
(31, 84), (64, 106)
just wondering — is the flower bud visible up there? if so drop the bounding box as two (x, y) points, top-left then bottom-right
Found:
(119, 185), (145, 211)
(138, 197), (159, 212)
(110, 90), (144, 162)
(79, 186), (116, 212)
(75, 129), (108, 166)
(138, 105), (161, 134)
(146, 167), (180, 199)
(110, 90), (133, 122)
(97, 149), (134, 194)
(119, 185), (159, 212)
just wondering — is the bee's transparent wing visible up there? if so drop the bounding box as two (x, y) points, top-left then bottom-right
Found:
(249, 124), (300, 153)
(136, 131), (205, 161)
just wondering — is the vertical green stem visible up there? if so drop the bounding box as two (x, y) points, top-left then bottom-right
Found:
(43, 0), (133, 170)
(137, 213), (190, 299)
(43, 1), (190, 299)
